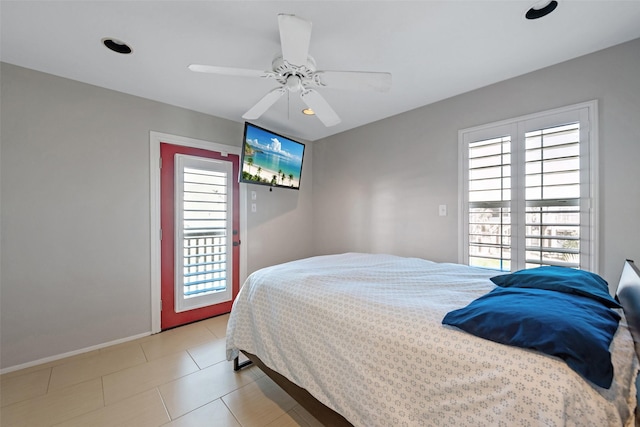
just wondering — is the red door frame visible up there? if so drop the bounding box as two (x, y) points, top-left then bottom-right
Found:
(160, 143), (240, 329)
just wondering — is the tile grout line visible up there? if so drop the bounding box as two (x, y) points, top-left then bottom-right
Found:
(221, 394), (245, 427)
(101, 375), (106, 407)
(155, 386), (173, 423)
(45, 366), (53, 395)
(140, 341), (152, 363)
(157, 356), (243, 420)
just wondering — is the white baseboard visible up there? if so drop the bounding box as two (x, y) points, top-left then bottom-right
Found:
(0, 331), (152, 375)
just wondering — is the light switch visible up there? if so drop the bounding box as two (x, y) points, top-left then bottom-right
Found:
(251, 191), (257, 200)
(439, 204), (447, 217)
(251, 203), (257, 213)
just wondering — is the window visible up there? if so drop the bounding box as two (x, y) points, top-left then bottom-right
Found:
(174, 154), (234, 312)
(459, 101), (598, 272)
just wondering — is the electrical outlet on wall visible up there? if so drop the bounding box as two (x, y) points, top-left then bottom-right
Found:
(439, 204), (447, 217)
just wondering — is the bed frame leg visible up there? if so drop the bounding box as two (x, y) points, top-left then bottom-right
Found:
(233, 355), (253, 371)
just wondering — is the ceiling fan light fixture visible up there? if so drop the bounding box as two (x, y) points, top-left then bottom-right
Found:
(302, 108), (315, 115)
(526, 0), (558, 20)
(102, 37), (132, 54)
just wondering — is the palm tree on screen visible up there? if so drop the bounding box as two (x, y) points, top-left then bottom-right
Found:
(247, 157), (254, 175)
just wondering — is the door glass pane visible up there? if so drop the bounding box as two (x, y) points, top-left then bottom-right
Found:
(175, 155), (233, 312)
(183, 167), (228, 298)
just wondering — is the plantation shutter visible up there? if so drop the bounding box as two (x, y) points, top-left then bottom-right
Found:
(467, 135), (512, 271)
(460, 101), (597, 272)
(524, 123), (581, 268)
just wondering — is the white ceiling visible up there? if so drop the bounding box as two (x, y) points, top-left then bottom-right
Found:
(2, 1), (640, 142)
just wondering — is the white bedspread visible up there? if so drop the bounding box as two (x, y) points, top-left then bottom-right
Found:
(226, 253), (638, 426)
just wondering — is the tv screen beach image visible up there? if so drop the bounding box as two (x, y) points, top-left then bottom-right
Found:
(241, 124), (305, 189)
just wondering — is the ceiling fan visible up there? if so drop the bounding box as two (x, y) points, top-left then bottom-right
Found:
(188, 13), (392, 127)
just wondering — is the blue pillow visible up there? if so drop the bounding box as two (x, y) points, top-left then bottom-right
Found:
(490, 266), (621, 308)
(442, 287), (621, 388)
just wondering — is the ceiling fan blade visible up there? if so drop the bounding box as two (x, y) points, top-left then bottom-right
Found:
(188, 64), (271, 78)
(314, 71), (392, 92)
(300, 89), (341, 127)
(242, 87), (287, 120)
(278, 14), (312, 67)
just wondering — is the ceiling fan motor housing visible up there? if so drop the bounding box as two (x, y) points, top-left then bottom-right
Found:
(272, 55), (318, 89)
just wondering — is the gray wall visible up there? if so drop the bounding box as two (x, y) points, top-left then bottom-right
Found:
(312, 38), (640, 285)
(0, 63), (314, 369)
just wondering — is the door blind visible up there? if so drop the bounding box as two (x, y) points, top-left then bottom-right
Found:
(173, 153), (233, 311)
(182, 166), (228, 298)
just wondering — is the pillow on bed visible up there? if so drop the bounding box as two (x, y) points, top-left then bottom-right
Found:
(442, 286), (621, 388)
(490, 266), (621, 309)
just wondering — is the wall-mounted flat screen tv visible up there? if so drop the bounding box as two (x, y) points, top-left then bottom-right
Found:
(240, 122), (305, 190)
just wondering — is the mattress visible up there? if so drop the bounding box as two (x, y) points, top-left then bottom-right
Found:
(226, 253), (638, 426)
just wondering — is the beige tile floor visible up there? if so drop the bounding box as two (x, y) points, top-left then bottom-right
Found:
(0, 314), (323, 427)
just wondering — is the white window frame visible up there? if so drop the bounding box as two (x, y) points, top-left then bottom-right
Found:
(458, 100), (599, 272)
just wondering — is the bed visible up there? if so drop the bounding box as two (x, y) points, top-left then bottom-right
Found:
(226, 253), (640, 426)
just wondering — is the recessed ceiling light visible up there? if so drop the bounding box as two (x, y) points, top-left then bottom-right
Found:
(526, 0), (558, 20)
(102, 38), (132, 54)
(302, 108), (315, 116)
